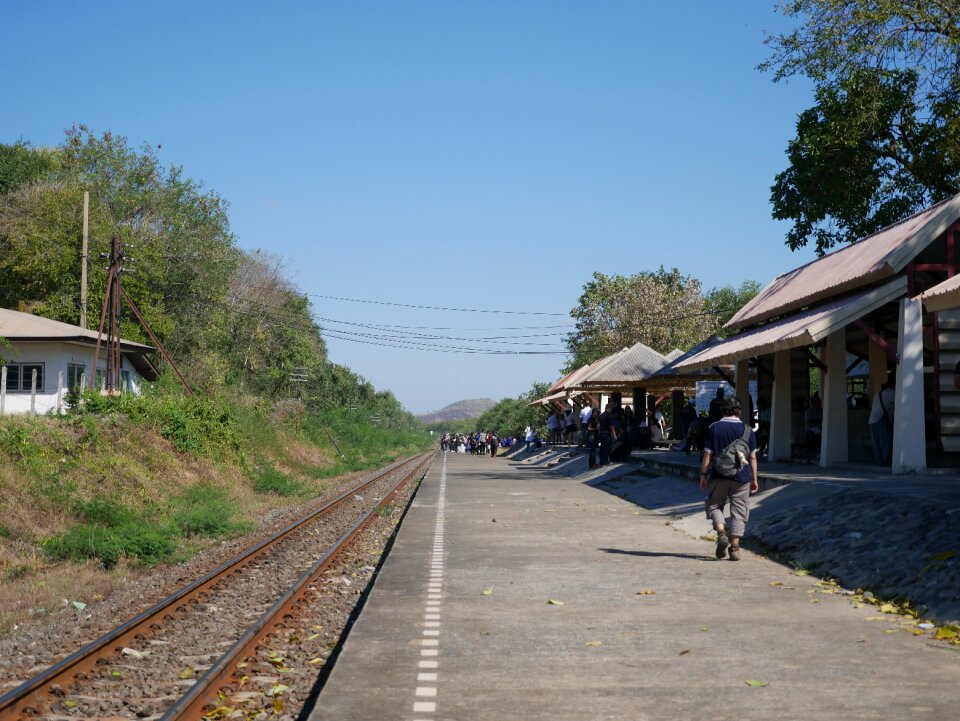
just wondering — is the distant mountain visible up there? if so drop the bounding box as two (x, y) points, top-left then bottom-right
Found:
(416, 398), (496, 423)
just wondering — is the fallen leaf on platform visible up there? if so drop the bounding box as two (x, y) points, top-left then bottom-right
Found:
(935, 626), (959, 640)
(548, 599), (565, 605)
(879, 603), (897, 614)
(809, 599), (820, 604)
(701, 627), (710, 632)
(864, 616), (888, 621)
(679, 649), (691, 656)
(268, 684), (288, 697)
(912, 629), (926, 636)
(543, 509), (556, 513)
(309, 658), (324, 665)
(884, 629), (899, 634)
(791, 569), (810, 576)
(769, 581), (784, 587)
(585, 641), (602, 647)
(481, 588), (493, 596)
(636, 590), (656, 595)
(745, 680), (769, 687)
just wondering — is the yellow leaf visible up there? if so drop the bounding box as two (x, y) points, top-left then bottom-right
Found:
(267, 656), (287, 668)
(769, 581), (784, 587)
(64, 700), (77, 709)
(309, 657), (324, 665)
(809, 598), (820, 604)
(913, 630), (926, 636)
(201, 707), (233, 721)
(863, 616), (887, 621)
(636, 589), (656, 595)
(178, 667), (195, 680)
(935, 627), (959, 640)
(701, 627), (710, 632)
(884, 629), (899, 634)
(306, 633), (320, 641)
(239, 675), (249, 686)
(745, 680), (769, 687)
(269, 683), (289, 697)
(273, 698), (284, 714)
(585, 641), (602, 647)
(481, 589), (493, 596)
(879, 603), (897, 614)
(548, 599), (565, 606)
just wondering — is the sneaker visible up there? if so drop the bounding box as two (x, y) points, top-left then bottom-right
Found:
(715, 533), (729, 560)
(728, 546), (741, 561)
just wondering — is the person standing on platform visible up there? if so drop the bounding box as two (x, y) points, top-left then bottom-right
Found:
(579, 403), (594, 448)
(709, 388), (725, 425)
(586, 410), (599, 468)
(597, 404), (617, 466)
(488, 431), (498, 457)
(699, 396), (758, 562)
(869, 379), (895, 465)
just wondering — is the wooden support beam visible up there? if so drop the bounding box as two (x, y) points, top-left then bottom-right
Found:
(805, 348), (828, 373)
(712, 366), (735, 387)
(854, 319), (898, 364)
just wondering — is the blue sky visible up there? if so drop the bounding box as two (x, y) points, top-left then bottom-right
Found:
(2, 1), (818, 414)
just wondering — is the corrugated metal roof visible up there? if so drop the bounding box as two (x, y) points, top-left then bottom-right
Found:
(677, 278), (906, 370)
(664, 348), (684, 362)
(0, 308), (154, 351)
(727, 193), (960, 330)
(573, 341), (667, 388)
(920, 274), (960, 313)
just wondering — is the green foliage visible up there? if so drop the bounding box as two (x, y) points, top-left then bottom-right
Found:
(564, 268), (759, 369)
(475, 382), (552, 438)
(171, 485), (251, 537)
(43, 485), (249, 567)
(253, 467), (303, 496)
(704, 280), (762, 332)
(763, 1), (960, 253)
(69, 388), (243, 461)
(43, 522), (175, 568)
(0, 142), (56, 195)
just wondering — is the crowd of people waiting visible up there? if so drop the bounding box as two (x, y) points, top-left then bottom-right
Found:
(440, 431), (516, 457)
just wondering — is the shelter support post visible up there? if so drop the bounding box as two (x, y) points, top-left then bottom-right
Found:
(631, 387), (646, 416)
(734, 360), (751, 418)
(820, 327), (848, 466)
(769, 350), (792, 461)
(892, 297), (927, 473)
(868, 335), (888, 396)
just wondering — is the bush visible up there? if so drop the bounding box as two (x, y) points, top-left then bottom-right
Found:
(171, 484), (250, 538)
(253, 467), (302, 496)
(43, 522), (175, 568)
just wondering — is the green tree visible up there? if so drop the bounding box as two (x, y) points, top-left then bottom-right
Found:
(564, 268), (713, 370)
(476, 382), (550, 438)
(704, 280), (762, 332)
(763, 0), (960, 253)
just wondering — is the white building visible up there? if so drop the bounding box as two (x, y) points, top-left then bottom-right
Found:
(0, 308), (157, 416)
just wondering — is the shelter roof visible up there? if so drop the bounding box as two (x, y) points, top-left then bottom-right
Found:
(920, 274), (960, 313)
(727, 193), (960, 330)
(664, 348), (684, 362)
(0, 308), (154, 351)
(572, 341), (667, 390)
(676, 278), (907, 371)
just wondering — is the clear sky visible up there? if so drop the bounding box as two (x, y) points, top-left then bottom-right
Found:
(2, 1), (819, 414)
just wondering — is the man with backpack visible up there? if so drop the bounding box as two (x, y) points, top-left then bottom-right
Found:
(698, 396), (758, 561)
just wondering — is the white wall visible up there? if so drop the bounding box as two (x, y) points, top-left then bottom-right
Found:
(1, 341), (145, 416)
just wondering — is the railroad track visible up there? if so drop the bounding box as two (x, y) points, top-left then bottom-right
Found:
(0, 452), (434, 721)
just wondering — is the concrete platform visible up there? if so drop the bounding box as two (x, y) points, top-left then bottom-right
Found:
(308, 452), (960, 721)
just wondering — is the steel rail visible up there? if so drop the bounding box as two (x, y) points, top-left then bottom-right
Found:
(160, 453), (433, 720)
(0, 453), (432, 720)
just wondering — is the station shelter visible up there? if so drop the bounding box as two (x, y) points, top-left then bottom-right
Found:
(675, 192), (960, 474)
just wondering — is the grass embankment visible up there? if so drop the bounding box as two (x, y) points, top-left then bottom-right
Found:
(0, 388), (430, 632)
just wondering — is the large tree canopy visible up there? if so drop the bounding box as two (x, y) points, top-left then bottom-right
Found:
(563, 268), (758, 371)
(763, 0), (960, 254)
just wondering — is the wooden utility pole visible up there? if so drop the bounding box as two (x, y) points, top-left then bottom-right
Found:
(80, 191), (89, 328)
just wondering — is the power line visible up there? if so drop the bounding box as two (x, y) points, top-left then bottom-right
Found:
(319, 326), (568, 347)
(319, 330), (569, 355)
(305, 293), (569, 316)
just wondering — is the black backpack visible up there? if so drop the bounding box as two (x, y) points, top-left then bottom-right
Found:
(713, 424), (751, 478)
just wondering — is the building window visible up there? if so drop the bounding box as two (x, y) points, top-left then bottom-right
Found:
(2, 363), (44, 393)
(67, 364), (86, 390)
